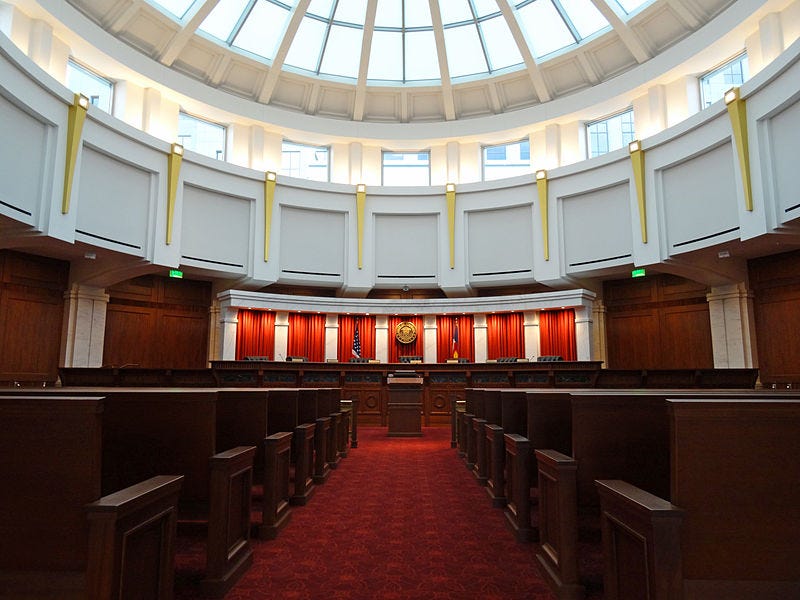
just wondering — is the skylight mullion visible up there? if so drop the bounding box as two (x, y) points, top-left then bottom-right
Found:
(314, 0), (338, 74)
(550, 0), (581, 43)
(401, 0), (406, 83)
(227, 0), (258, 44)
(469, 0), (494, 72)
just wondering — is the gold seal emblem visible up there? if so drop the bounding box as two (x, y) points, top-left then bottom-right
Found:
(395, 321), (417, 344)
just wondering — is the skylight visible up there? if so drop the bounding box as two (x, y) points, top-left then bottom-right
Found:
(169, 0), (621, 83)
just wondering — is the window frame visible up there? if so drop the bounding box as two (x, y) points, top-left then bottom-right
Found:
(177, 111), (228, 161)
(280, 139), (331, 182)
(699, 52), (749, 109)
(381, 149), (432, 186)
(66, 58), (114, 113)
(585, 108), (635, 159)
(481, 138), (532, 181)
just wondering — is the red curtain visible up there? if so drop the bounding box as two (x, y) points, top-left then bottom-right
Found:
(235, 310), (275, 360)
(539, 309), (577, 360)
(337, 315), (376, 361)
(436, 315), (474, 362)
(287, 313), (326, 362)
(388, 316), (424, 363)
(486, 313), (525, 360)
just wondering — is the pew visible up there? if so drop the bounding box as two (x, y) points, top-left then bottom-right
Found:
(97, 389), (256, 596)
(0, 396), (184, 599)
(596, 399), (800, 600)
(215, 388), (294, 539)
(534, 390), (800, 599)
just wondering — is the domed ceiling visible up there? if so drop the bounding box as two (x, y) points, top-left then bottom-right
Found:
(67, 0), (736, 123)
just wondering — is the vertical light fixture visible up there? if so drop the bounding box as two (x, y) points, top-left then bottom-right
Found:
(535, 170), (549, 261)
(356, 183), (366, 269)
(725, 87), (753, 211)
(628, 140), (647, 243)
(62, 93), (90, 214)
(446, 183), (456, 269)
(165, 143), (183, 245)
(264, 171), (277, 261)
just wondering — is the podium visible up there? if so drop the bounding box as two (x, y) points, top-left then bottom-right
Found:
(387, 371), (423, 437)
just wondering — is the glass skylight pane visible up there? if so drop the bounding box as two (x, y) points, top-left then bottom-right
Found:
(307, 0), (335, 18)
(517, 0), (574, 58)
(616, 0), (650, 13)
(233, 0), (292, 60)
(368, 30), (403, 80)
(444, 24), (488, 78)
(472, 0), (501, 17)
(559, 0), (608, 39)
(439, 1), (474, 25)
(334, 0), (367, 24)
(375, 0), (402, 28)
(319, 24), (363, 78)
(405, 30), (440, 80)
(480, 15), (522, 70)
(284, 16), (327, 71)
(150, 0), (195, 19)
(404, 0), (433, 28)
(199, 0), (250, 41)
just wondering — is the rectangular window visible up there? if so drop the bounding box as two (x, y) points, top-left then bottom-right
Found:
(66, 59), (113, 113)
(482, 138), (531, 181)
(280, 141), (330, 182)
(178, 112), (226, 160)
(382, 150), (431, 186)
(700, 53), (748, 109)
(586, 109), (635, 158)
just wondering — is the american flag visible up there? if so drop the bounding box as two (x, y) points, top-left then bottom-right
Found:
(352, 319), (361, 359)
(452, 319), (459, 359)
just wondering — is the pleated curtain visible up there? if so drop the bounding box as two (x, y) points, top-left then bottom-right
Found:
(539, 309), (577, 360)
(235, 309), (276, 360)
(287, 313), (326, 362)
(436, 315), (474, 362)
(486, 312), (525, 360)
(337, 315), (376, 362)
(388, 315), (424, 363)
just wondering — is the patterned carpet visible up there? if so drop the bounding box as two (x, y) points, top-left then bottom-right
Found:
(176, 426), (562, 599)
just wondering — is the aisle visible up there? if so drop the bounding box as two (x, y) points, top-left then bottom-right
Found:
(182, 426), (557, 599)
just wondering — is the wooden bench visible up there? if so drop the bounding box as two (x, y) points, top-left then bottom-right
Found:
(596, 399), (800, 600)
(0, 395), (184, 600)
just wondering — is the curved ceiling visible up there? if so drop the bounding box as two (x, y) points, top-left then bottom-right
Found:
(65, 0), (737, 124)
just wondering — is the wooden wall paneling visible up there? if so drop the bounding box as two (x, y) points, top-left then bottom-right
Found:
(606, 310), (660, 369)
(103, 304), (157, 368)
(158, 309), (210, 368)
(749, 250), (800, 383)
(660, 304), (713, 369)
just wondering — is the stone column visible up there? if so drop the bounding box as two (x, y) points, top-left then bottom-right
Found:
(61, 284), (109, 367)
(218, 305), (239, 361)
(574, 305), (593, 362)
(273, 311), (289, 362)
(325, 314), (339, 362)
(707, 283), (758, 368)
(473, 313), (488, 363)
(207, 300), (220, 363)
(375, 315), (389, 363)
(592, 299), (608, 366)
(523, 310), (539, 361)
(423, 315), (437, 363)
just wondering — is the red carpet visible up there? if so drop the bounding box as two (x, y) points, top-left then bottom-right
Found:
(177, 426), (559, 599)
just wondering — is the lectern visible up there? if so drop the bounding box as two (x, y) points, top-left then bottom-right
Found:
(387, 370), (423, 437)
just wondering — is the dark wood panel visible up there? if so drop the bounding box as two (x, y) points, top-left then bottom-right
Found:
(103, 305), (155, 367)
(661, 304), (713, 369)
(159, 311), (209, 368)
(606, 311), (660, 369)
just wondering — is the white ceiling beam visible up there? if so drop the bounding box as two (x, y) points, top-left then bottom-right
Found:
(495, 0), (552, 103)
(665, 0), (702, 28)
(108, 2), (141, 34)
(159, 0), (220, 66)
(590, 0), (651, 63)
(353, 0), (378, 122)
(257, 0), (312, 104)
(428, 0), (456, 121)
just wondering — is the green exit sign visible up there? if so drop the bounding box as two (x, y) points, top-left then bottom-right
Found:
(631, 268), (646, 278)
(169, 269), (183, 279)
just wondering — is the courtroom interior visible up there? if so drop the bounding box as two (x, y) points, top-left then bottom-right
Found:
(1, 0), (799, 598)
